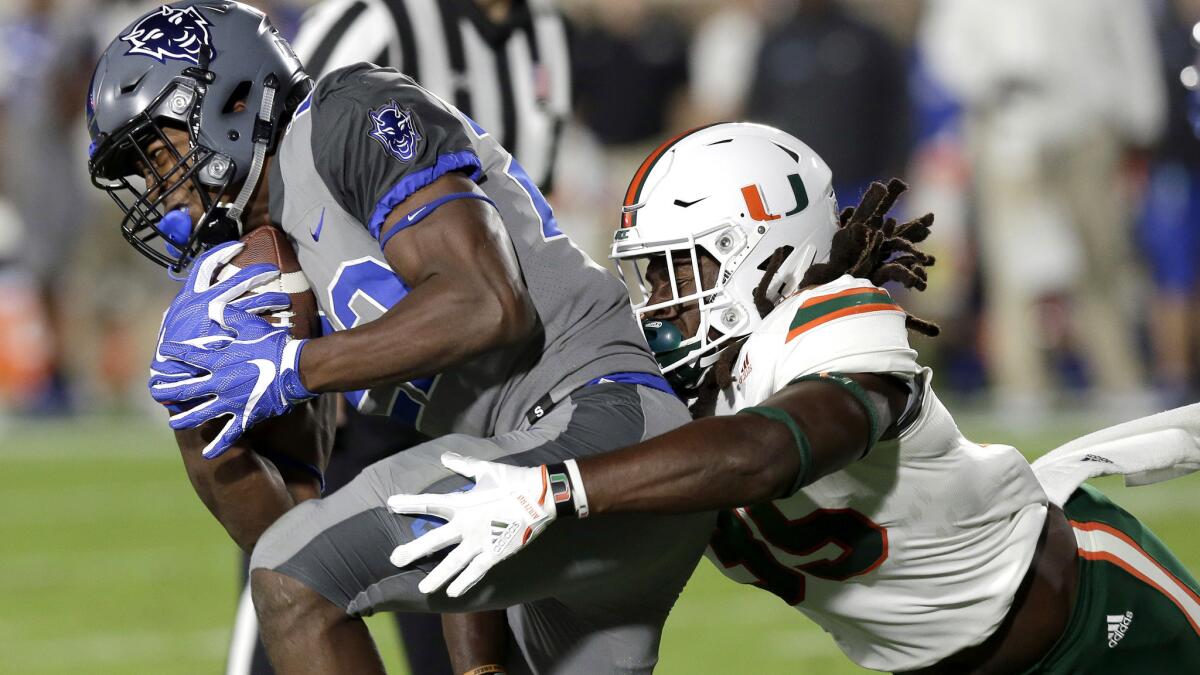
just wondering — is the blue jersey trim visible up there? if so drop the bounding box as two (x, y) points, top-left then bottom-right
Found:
(367, 150), (483, 239)
(586, 372), (676, 398)
(379, 192), (497, 248)
(295, 90), (313, 117)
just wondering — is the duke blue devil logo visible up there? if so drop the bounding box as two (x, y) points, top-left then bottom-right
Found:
(368, 101), (422, 162)
(120, 5), (215, 65)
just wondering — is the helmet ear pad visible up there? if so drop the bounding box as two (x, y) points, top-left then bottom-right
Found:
(222, 82), (253, 115)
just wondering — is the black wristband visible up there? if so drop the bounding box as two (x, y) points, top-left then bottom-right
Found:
(544, 462), (576, 519)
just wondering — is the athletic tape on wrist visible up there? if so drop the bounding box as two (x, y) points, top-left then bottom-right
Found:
(789, 372), (881, 457)
(737, 406), (811, 494)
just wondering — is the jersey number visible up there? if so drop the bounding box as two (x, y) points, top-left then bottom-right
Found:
(709, 505), (888, 605)
(324, 257), (435, 424)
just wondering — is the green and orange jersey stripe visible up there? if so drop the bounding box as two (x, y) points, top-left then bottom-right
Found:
(621, 124), (720, 229)
(786, 287), (901, 343)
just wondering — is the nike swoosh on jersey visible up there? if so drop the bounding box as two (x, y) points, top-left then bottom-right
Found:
(243, 358), (277, 430)
(407, 205), (428, 222)
(310, 208), (325, 242)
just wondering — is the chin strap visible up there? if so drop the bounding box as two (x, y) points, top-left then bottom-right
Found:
(225, 74), (278, 231)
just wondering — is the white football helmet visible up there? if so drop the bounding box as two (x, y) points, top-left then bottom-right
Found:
(611, 122), (839, 391)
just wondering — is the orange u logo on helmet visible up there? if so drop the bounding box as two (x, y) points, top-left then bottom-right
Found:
(741, 173), (809, 222)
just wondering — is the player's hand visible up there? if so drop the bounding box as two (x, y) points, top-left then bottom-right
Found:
(148, 243), (313, 458)
(387, 453), (557, 598)
(150, 241), (275, 410)
(148, 240), (287, 385)
(150, 303), (314, 458)
(155, 240), (285, 341)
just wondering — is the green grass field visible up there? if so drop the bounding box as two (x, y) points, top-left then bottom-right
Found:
(4, 412), (1199, 674)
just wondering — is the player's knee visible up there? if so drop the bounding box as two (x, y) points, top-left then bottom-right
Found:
(248, 499), (316, 572)
(251, 568), (344, 634)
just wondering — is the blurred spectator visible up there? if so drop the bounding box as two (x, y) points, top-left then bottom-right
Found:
(572, 0), (688, 147)
(688, 0), (764, 124)
(0, 0), (96, 414)
(923, 0), (1165, 417)
(744, 0), (910, 202)
(566, 0), (689, 259)
(895, 45), (980, 391)
(1140, 0), (1200, 407)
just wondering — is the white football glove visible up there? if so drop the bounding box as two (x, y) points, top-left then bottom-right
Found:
(387, 452), (560, 598)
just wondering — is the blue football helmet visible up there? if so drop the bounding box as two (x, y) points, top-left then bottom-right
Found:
(87, 1), (309, 271)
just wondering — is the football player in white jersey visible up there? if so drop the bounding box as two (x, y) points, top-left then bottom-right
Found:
(388, 123), (1200, 673)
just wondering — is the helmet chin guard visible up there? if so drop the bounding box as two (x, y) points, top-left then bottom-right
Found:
(611, 123), (839, 391)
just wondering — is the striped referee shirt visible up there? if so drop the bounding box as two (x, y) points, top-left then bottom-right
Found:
(291, 0), (570, 192)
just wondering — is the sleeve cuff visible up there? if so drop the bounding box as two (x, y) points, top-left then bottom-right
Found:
(366, 149), (483, 239)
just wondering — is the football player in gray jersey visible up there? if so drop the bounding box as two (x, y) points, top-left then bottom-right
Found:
(86, 2), (711, 673)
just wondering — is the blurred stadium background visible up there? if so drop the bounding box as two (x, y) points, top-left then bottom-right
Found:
(3, 0), (1200, 672)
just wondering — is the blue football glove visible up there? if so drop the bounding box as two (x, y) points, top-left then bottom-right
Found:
(148, 241), (314, 458)
(149, 240), (288, 398)
(150, 304), (315, 458)
(150, 241), (284, 400)
(152, 239), (286, 347)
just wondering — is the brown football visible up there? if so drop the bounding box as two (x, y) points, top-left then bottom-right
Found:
(216, 226), (320, 339)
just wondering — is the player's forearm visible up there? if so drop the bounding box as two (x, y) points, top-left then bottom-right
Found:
(176, 427), (299, 552)
(579, 413), (801, 515)
(245, 394), (337, 503)
(298, 272), (534, 393)
(175, 397), (334, 551)
(578, 376), (898, 515)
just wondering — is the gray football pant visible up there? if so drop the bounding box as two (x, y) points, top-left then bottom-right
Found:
(250, 383), (714, 674)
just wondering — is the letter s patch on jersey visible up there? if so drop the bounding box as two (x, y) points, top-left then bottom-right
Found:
(120, 5), (215, 65)
(368, 100), (423, 162)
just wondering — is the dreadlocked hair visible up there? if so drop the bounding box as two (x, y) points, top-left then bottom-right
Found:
(689, 178), (939, 419)
(800, 178), (939, 337)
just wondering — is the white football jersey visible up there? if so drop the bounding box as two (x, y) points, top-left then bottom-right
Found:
(708, 275), (1048, 671)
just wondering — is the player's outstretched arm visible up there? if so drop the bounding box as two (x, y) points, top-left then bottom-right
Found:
(387, 372), (909, 596)
(297, 173), (536, 393)
(581, 373), (910, 514)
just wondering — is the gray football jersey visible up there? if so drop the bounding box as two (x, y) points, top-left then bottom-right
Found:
(268, 64), (659, 438)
